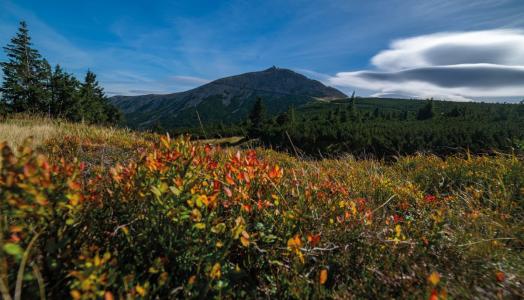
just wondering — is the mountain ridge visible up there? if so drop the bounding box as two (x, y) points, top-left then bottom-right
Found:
(110, 67), (346, 129)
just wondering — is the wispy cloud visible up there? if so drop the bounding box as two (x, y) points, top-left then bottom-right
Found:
(329, 30), (524, 101)
(0, 0), (91, 69)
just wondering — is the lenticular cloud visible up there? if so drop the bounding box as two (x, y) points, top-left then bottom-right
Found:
(329, 30), (524, 101)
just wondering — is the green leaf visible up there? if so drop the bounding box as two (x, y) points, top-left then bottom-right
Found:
(151, 186), (162, 197)
(211, 223), (226, 234)
(169, 186), (181, 196)
(3, 243), (24, 258)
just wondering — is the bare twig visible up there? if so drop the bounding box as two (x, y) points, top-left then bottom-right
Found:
(31, 264), (45, 300)
(112, 218), (140, 236)
(372, 195), (396, 214)
(15, 231), (43, 300)
(458, 237), (515, 247)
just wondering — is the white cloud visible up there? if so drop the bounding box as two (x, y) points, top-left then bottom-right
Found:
(329, 30), (524, 101)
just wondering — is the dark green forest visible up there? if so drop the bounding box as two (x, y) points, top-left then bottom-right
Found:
(174, 96), (524, 158)
(0, 21), (121, 124)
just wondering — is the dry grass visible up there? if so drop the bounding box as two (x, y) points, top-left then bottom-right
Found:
(0, 115), (156, 152)
(198, 136), (245, 145)
(0, 117), (61, 148)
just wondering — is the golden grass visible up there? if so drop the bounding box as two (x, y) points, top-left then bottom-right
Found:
(0, 115), (156, 151)
(0, 118), (61, 148)
(198, 136), (245, 145)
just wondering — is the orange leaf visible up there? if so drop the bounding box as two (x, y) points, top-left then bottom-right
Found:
(428, 289), (439, 300)
(319, 269), (328, 285)
(104, 291), (114, 300)
(495, 271), (505, 282)
(240, 235), (250, 247)
(428, 272), (440, 286)
(287, 234), (302, 250)
(225, 173), (235, 185)
(307, 234), (321, 247)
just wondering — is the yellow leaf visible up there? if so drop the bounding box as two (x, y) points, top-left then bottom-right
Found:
(395, 224), (402, 238)
(70, 290), (81, 300)
(232, 217), (245, 239)
(240, 236), (250, 247)
(94, 254), (101, 266)
(135, 284), (146, 296)
(287, 234), (302, 250)
(196, 195), (209, 207)
(169, 186), (181, 196)
(210, 263), (221, 279)
(160, 135), (171, 148)
(211, 223), (226, 234)
(194, 223), (206, 230)
(191, 208), (202, 222)
(35, 193), (48, 205)
(319, 269), (328, 285)
(428, 272), (440, 286)
(66, 193), (82, 206)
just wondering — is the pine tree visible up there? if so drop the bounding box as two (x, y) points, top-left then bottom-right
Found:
(79, 70), (107, 123)
(416, 99), (435, 120)
(40, 59), (53, 115)
(373, 107), (380, 119)
(276, 111), (290, 126)
(50, 64), (82, 120)
(249, 97), (266, 128)
(288, 105), (296, 128)
(349, 91), (356, 113)
(0, 21), (50, 113)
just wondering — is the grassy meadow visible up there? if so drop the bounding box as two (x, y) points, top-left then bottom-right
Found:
(0, 116), (523, 299)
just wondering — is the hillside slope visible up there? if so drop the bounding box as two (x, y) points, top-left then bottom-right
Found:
(110, 67), (346, 129)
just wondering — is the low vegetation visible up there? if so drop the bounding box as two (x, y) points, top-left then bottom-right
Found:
(178, 97), (524, 158)
(1, 118), (523, 299)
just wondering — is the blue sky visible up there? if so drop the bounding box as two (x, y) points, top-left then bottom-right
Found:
(1, 0), (524, 100)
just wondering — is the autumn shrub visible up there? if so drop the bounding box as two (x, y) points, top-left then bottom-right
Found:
(1, 134), (523, 299)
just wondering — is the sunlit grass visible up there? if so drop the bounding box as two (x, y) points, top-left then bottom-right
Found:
(0, 115), (60, 148)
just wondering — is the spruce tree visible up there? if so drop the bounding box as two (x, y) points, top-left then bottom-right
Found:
(248, 97), (266, 136)
(249, 97), (266, 129)
(50, 64), (82, 120)
(416, 99), (435, 120)
(288, 105), (296, 127)
(349, 91), (356, 113)
(0, 21), (50, 113)
(79, 70), (107, 123)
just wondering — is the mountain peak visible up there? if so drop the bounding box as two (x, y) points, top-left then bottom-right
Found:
(210, 67), (346, 98)
(111, 68), (346, 129)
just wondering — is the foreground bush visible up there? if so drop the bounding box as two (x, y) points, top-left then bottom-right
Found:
(1, 136), (523, 299)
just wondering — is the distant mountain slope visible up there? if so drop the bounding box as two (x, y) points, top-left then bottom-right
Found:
(110, 67), (346, 129)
